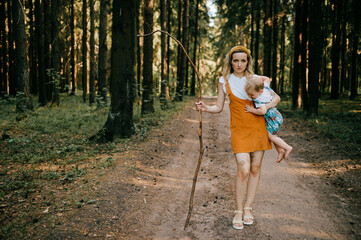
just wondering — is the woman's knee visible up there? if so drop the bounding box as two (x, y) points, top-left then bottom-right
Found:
(235, 153), (251, 179)
(250, 164), (261, 176)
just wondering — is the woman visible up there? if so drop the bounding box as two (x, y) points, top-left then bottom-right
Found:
(195, 46), (280, 230)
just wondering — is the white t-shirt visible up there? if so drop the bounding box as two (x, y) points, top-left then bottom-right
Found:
(219, 73), (253, 101)
(253, 82), (274, 108)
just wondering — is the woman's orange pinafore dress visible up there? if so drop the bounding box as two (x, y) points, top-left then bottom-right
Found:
(225, 78), (272, 153)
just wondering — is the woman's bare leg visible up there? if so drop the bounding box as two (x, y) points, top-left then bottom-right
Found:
(244, 150), (264, 223)
(233, 153), (251, 228)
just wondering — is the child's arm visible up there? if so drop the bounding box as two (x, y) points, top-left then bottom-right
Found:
(244, 104), (267, 115)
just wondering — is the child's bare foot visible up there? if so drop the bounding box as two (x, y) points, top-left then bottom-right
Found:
(276, 149), (285, 163)
(283, 146), (293, 160)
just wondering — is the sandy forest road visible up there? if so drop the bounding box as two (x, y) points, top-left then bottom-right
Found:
(45, 97), (358, 239)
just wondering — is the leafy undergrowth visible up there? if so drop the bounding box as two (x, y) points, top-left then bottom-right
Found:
(278, 94), (361, 149)
(0, 94), (192, 238)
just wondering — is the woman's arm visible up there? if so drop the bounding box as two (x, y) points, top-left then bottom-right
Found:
(265, 93), (280, 110)
(195, 83), (225, 113)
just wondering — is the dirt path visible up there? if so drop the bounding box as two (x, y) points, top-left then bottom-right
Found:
(43, 97), (358, 239)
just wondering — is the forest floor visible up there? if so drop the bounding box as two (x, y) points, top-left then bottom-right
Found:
(1, 95), (361, 239)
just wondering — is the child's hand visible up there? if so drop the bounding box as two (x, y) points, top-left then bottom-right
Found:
(244, 105), (255, 113)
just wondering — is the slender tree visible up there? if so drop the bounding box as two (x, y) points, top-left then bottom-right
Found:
(330, 0), (341, 99)
(97, 0), (108, 106)
(70, 0), (76, 95)
(263, 0), (272, 76)
(271, 0), (279, 91)
(175, 0), (182, 98)
(12, 0), (33, 111)
(8, 0), (16, 96)
(35, 0), (46, 105)
(190, 0), (200, 96)
(308, 0), (322, 115)
(51, 0), (60, 106)
(292, 0), (302, 109)
(350, 0), (360, 99)
(28, 0), (36, 95)
(300, 0), (309, 111)
(279, 0), (287, 94)
(44, 0), (51, 101)
(89, 0), (95, 105)
(94, 0), (137, 141)
(339, 0), (348, 95)
(160, 0), (169, 108)
(166, 0), (171, 97)
(82, 0), (87, 102)
(175, 0), (189, 101)
(142, 0), (155, 114)
(254, 0), (261, 74)
(0, 1), (7, 95)
(136, 0), (141, 98)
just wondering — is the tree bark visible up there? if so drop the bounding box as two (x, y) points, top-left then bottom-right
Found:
(28, 0), (36, 95)
(44, 0), (51, 101)
(254, 0), (261, 74)
(279, 0), (286, 95)
(160, 0), (169, 108)
(89, 0), (95, 105)
(175, 0), (182, 99)
(51, 0), (60, 106)
(8, 0), (16, 96)
(292, 0), (302, 109)
(82, 0), (87, 102)
(35, 0), (46, 105)
(331, 0), (341, 99)
(70, 0), (76, 95)
(339, 0), (348, 95)
(190, 0), (199, 96)
(175, 0), (189, 101)
(95, 0), (137, 141)
(350, 0), (360, 99)
(13, 0), (33, 112)
(136, 0), (141, 98)
(300, 0), (309, 111)
(271, 0), (279, 91)
(308, 0), (322, 115)
(263, 0), (272, 76)
(141, 0), (155, 114)
(166, 0), (171, 98)
(0, 1), (7, 95)
(97, 0), (108, 106)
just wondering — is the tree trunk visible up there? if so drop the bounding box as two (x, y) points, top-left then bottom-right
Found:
(292, 0), (302, 109)
(44, 0), (51, 101)
(51, 0), (60, 106)
(35, 0), (46, 105)
(263, 0), (272, 76)
(8, 0), (16, 96)
(308, 0), (322, 115)
(300, 0), (309, 111)
(271, 0), (278, 91)
(141, 0), (155, 114)
(97, 0), (108, 106)
(190, 0), (199, 96)
(339, 0), (348, 95)
(0, 1), (7, 95)
(70, 0), (76, 95)
(175, 0), (182, 99)
(254, 0), (261, 74)
(136, 0), (141, 98)
(350, 0), (360, 99)
(160, 0), (169, 109)
(13, 0), (33, 112)
(28, 0), (36, 95)
(166, 0), (171, 98)
(250, 2), (254, 55)
(279, 0), (286, 95)
(82, 0), (87, 102)
(89, 0), (95, 105)
(175, 0), (189, 101)
(94, 0), (137, 142)
(331, 0), (341, 99)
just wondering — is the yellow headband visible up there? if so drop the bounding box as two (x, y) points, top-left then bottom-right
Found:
(229, 46), (251, 59)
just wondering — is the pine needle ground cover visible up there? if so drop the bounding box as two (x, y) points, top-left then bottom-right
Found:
(0, 94), (190, 238)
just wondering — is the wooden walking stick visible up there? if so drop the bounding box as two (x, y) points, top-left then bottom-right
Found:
(137, 30), (204, 229)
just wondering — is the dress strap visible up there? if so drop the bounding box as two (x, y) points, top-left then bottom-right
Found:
(224, 77), (232, 96)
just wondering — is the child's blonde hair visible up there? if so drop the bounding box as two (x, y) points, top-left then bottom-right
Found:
(245, 75), (264, 93)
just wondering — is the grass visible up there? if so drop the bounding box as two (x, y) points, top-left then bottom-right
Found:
(278, 94), (361, 147)
(0, 93), (192, 238)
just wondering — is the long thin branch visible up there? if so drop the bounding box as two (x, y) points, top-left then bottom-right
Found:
(138, 30), (203, 229)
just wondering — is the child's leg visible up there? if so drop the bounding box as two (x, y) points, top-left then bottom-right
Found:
(273, 143), (285, 162)
(268, 132), (293, 162)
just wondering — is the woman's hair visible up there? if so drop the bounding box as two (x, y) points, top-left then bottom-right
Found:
(245, 75), (264, 93)
(222, 45), (254, 80)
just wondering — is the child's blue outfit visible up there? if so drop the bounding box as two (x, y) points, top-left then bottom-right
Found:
(253, 83), (283, 135)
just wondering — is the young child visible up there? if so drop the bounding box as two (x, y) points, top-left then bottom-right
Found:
(244, 76), (292, 162)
